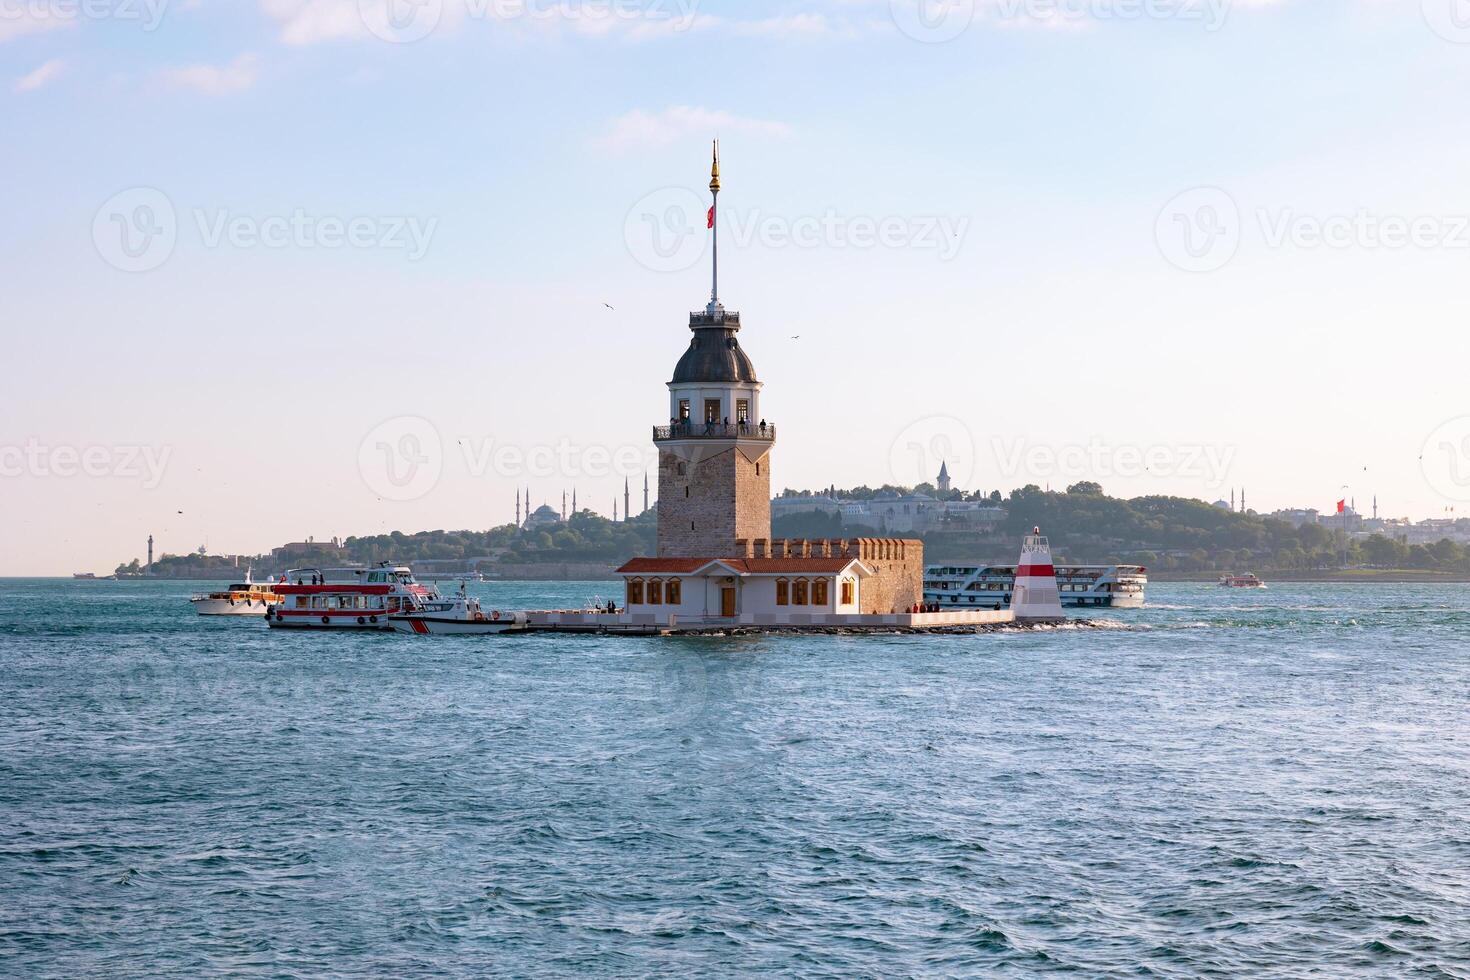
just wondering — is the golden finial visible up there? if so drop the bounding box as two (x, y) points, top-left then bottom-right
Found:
(709, 139), (721, 193)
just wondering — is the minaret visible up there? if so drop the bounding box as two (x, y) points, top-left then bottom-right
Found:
(147, 534), (154, 573)
(561, 491), (567, 522)
(515, 488), (521, 527)
(624, 477), (631, 523)
(643, 472), (650, 515)
(1373, 495), (1378, 520)
(1231, 488), (1236, 512)
(572, 488), (577, 516)
(654, 143), (774, 558)
(614, 499), (619, 522)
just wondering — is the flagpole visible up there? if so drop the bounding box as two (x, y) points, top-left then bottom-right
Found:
(708, 139), (721, 314)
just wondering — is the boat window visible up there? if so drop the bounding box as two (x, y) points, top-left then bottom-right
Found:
(296, 597), (309, 609)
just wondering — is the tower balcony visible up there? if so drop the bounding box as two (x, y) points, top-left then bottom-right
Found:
(654, 421), (775, 442)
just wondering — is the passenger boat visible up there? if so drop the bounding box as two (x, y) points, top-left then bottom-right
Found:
(191, 570), (283, 616)
(1218, 573), (1266, 589)
(388, 586), (527, 635)
(266, 563), (437, 630)
(923, 563), (1147, 609)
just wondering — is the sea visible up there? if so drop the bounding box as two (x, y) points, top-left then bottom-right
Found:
(2, 578), (1468, 977)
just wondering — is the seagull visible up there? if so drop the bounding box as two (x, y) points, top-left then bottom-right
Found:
(790, 335), (801, 340)
(603, 303), (615, 311)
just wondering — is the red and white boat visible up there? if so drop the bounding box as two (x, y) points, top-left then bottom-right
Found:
(388, 587), (528, 635)
(266, 563), (437, 630)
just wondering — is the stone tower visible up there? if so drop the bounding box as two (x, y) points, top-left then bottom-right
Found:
(654, 142), (774, 558)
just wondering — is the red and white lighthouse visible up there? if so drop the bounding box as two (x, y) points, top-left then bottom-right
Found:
(1012, 526), (1064, 623)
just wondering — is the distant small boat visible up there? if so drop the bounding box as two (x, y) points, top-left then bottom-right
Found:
(1219, 573), (1266, 589)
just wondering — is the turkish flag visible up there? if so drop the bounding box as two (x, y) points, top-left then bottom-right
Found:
(1336, 499), (1346, 514)
(707, 206), (715, 229)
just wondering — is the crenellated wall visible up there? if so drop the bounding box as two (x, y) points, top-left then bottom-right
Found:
(732, 536), (925, 614)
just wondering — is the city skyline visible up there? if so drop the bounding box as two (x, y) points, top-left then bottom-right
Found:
(6, 0), (1470, 574)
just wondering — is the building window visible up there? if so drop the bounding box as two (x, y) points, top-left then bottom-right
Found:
(677, 462), (687, 476)
(813, 579), (829, 606)
(704, 399), (720, 422)
(628, 579), (644, 605)
(685, 487), (690, 498)
(678, 399), (690, 420)
(736, 399), (749, 423)
(776, 578), (789, 605)
(793, 578), (809, 605)
(840, 579), (854, 605)
(666, 578), (681, 604)
(647, 579), (662, 605)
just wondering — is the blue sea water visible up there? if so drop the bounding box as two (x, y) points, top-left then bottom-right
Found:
(2, 578), (1470, 977)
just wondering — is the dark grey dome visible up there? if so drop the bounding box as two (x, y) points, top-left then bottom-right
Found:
(671, 311), (758, 384)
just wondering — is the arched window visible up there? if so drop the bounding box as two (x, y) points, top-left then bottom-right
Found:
(813, 578), (829, 606)
(666, 578), (681, 605)
(647, 578), (662, 605)
(775, 578), (789, 606)
(793, 578), (809, 605)
(627, 578), (644, 605)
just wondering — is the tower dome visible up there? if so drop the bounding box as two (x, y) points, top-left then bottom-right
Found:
(671, 311), (758, 384)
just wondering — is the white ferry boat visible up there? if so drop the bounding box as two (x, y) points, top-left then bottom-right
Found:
(1218, 573), (1266, 589)
(924, 563), (1147, 609)
(266, 563), (437, 630)
(190, 571), (283, 616)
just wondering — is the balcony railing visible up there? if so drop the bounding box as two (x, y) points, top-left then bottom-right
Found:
(654, 422), (775, 441)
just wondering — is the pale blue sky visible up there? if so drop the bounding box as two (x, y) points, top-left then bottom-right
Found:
(5, 0), (1470, 574)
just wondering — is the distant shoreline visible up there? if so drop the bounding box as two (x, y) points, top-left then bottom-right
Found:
(1151, 571), (1470, 584)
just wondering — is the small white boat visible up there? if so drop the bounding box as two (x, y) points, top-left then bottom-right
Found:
(388, 588), (527, 636)
(1218, 573), (1267, 589)
(191, 570), (283, 616)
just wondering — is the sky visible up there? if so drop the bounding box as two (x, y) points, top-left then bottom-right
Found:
(4, 0), (1470, 575)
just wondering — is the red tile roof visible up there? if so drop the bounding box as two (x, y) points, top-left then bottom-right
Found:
(615, 556), (864, 575)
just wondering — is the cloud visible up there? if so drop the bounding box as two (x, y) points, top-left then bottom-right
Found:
(14, 58), (65, 92)
(155, 53), (261, 94)
(0, 9), (77, 43)
(596, 106), (794, 154)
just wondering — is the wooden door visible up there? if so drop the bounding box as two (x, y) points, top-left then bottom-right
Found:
(721, 587), (736, 617)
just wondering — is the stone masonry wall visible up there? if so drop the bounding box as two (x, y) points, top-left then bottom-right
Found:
(731, 537), (926, 614)
(656, 446), (772, 558)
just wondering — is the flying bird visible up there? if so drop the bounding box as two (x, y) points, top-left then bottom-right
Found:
(603, 303), (615, 311)
(790, 335), (801, 340)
